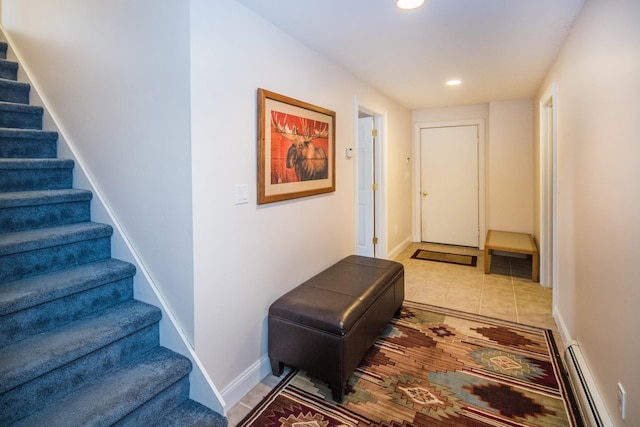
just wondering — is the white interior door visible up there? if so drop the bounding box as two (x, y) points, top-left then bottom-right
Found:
(420, 125), (479, 247)
(357, 116), (374, 257)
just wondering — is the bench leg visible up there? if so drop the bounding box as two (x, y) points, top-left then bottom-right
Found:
(331, 382), (346, 403)
(484, 247), (491, 274)
(270, 358), (284, 377)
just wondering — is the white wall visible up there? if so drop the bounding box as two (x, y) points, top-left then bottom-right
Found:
(381, 108), (414, 258)
(190, 0), (412, 407)
(488, 99), (533, 233)
(413, 104), (490, 125)
(535, 0), (640, 425)
(1, 1), (196, 342)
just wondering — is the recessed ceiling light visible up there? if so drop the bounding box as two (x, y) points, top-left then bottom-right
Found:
(446, 80), (462, 86)
(397, 0), (425, 10)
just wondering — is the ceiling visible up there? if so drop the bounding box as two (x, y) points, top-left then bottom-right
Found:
(236, 0), (586, 110)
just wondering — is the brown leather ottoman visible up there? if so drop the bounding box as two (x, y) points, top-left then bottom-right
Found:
(268, 255), (404, 402)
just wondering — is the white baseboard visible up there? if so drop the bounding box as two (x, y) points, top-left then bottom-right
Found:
(552, 303), (572, 347)
(565, 342), (614, 427)
(553, 305), (614, 426)
(220, 354), (272, 413)
(387, 235), (413, 260)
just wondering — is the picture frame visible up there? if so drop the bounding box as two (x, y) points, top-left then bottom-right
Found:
(257, 88), (336, 204)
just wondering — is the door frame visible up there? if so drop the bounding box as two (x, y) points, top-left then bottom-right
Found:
(413, 119), (486, 249)
(539, 84), (558, 290)
(354, 98), (387, 258)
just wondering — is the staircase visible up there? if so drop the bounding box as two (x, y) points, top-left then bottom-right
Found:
(0, 41), (227, 426)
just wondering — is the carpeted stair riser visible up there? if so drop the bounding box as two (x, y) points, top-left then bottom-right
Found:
(0, 301), (162, 423)
(0, 223), (113, 282)
(0, 39), (227, 425)
(0, 275), (133, 347)
(0, 237), (111, 283)
(0, 259), (135, 318)
(10, 347), (192, 427)
(0, 189), (92, 233)
(0, 129), (58, 158)
(2, 324), (163, 425)
(0, 78), (30, 104)
(0, 59), (19, 80)
(156, 400), (231, 427)
(0, 101), (44, 129)
(0, 159), (73, 191)
(108, 373), (191, 427)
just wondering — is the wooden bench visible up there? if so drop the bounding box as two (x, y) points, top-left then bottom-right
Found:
(484, 230), (538, 281)
(268, 255), (404, 402)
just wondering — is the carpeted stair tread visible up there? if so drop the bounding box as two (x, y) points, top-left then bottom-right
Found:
(0, 299), (162, 394)
(0, 258), (135, 316)
(0, 157), (73, 169)
(0, 42), (7, 59)
(0, 158), (75, 190)
(0, 188), (92, 209)
(10, 347), (191, 427)
(0, 101), (43, 130)
(0, 59), (18, 80)
(156, 399), (229, 427)
(0, 77), (30, 104)
(0, 101), (43, 114)
(0, 259), (136, 347)
(0, 221), (112, 256)
(0, 127), (58, 140)
(0, 189), (93, 233)
(0, 128), (58, 158)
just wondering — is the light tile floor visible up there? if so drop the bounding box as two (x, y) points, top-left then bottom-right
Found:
(226, 242), (563, 425)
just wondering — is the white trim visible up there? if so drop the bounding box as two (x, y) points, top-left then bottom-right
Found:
(565, 342), (615, 426)
(220, 355), (272, 411)
(539, 83), (558, 289)
(354, 97), (388, 259)
(413, 119), (486, 249)
(0, 27), (225, 414)
(552, 303), (572, 348)
(387, 235), (413, 260)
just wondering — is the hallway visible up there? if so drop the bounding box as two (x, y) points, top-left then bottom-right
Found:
(228, 243), (560, 424)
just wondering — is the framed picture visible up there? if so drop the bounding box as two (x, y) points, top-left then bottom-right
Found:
(257, 88), (336, 204)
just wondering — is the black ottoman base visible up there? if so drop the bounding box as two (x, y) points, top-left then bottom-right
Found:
(268, 255), (404, 402)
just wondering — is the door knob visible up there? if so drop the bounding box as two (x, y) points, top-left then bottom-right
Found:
(422, 192), (428, 197)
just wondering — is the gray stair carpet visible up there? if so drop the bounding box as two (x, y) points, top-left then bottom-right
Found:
(0, 40), (227, 426)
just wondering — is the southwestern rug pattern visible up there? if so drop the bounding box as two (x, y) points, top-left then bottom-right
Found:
(240, 302), (583, 426)
(411, 249), (478, 267)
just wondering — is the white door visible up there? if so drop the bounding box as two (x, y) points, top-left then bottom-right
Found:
(420, 125), (478, 247)
(357, 116), (375, 256)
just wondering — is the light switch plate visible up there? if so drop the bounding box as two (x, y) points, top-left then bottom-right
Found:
(234, 184), (248, 205)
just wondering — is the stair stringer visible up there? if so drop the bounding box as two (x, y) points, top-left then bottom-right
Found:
(0, 27), (226, 415)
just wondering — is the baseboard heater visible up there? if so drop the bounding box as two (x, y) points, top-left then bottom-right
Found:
(564, 342), (613, 426)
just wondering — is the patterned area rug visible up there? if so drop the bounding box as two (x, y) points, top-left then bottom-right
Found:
(240, 302), (583, 426)
(411, 249), (478, 267)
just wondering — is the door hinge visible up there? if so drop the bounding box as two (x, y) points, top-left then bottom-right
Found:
(372, 183), (378, 191)
(371, 129), (378, 138)
(372, 237), (378, 245)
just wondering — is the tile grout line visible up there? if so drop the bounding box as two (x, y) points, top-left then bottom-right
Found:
(510, 260), (520, 323)
(478, 272), (485, 315)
